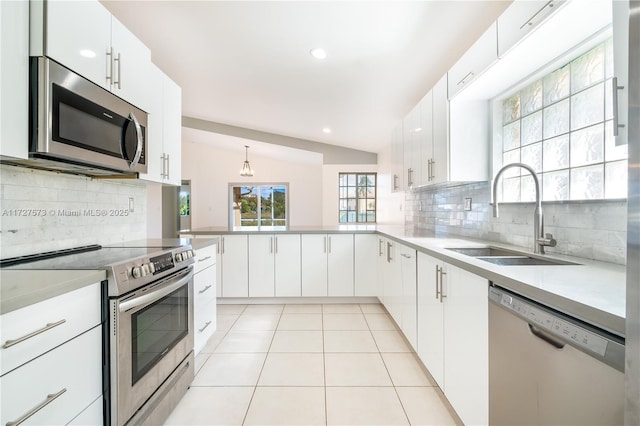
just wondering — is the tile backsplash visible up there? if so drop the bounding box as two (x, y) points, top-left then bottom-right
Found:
(0, 165), (147, 258)
(405, 182), (627, 265)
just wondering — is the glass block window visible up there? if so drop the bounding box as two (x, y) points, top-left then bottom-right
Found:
(500, 38), (628, 201)
(339, 173), (376, 223)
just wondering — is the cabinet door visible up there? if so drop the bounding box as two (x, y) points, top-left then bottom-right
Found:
(301, 234), (328, 296)
(417, 253), (444, 388)
(162, 76), (182, 185)
(354, 234), (378, 296)
(275, 234), (301, 297)
(248, 235), (275, 297)
(497, 0), (565, 58)
(418, 91), (433, 186)
(43, 0), (111, 90)
(110, 16), (152, 110)
(139, 64), (164, 183)
(398, 245), (417, 350)
(612, 0), (629, 146)
(403, 105), (419, 188)
(448, 22), (498, 99)
(221, 235), (248, 297)
(443, 264), (489, 426)
(431, 74), (449, 184)
(0, 0), (29, 159)
(327, 234), (354, 296)
(376, 237), (388, 303)
(391, 125), (404, 192)
(383, 240), (402, 326)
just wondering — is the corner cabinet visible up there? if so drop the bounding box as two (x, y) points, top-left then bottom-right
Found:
(140, 64), (182, 185)
(31, 0), (153, 111)
(417, 252), (488, 426)
(0, 0), (29, 160)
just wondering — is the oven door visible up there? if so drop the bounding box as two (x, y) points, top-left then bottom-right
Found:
(111, 266), (194, 426)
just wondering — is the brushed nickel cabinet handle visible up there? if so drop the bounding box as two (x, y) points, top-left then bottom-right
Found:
(198, 285), (212, 294)
(106, 47), (114, 85)
(612, 77), (626, 137)
(439, 268), (447, 303)
(114, 52), (122, 89)
(457, 71), (475, 86)
(6, 388), (67, 426)
(198, 256), (212, 262)
(2, 319), (66, 349)
(198, 321), (212, 333)
(520, 0), (556, 30)
(435, 265), (441, 300)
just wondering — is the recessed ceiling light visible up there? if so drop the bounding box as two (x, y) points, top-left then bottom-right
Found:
(322, 127), (332, 134)
(310, 48), (327, 60)
(414, 127), (422, 132)
(80, 49), (96, 58)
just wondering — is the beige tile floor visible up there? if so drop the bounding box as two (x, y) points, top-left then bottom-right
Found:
(165, 303), (461, 426)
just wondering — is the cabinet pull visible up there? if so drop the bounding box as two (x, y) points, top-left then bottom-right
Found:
(270, 237), (274, 254)
(198, 256), (212, 262)
(275, 237), (278, 254)
(324, 236), (327, 254)
(435, 265), (441, 300)
(106, 47), (114, 86)
(393, 174), (399, 190)
(198, 321), (212, 333)
(439, 268), (447, 303)
(457, 71), (475, 87)
(113, 52), (122, 89)
(407, 168), (413, 187)
(400, 253), (412, 259)
(386, 242), (392, 263)
(221, 237), (225, 254)
(6, 388), (67, 426)
(165, 153), (170, 180)
(520, 0), (556, 30)
(378, 239), (384, 256)
(198, 284), (212, 294)
(328, 236), (332, 254)
(2, 319), (66, 349)
(612, 77), (626, 137)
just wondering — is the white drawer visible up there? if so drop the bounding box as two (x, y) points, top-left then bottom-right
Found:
(0, 326), (103, 426)
(194, 244), (217, 273)
(0, 282), (101, 375)
(194, 297), (216, 355)
(194, 265), (216, 308)
(68, 395), (103, 426)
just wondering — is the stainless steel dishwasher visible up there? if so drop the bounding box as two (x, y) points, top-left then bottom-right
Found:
(489, 284), (625, 425)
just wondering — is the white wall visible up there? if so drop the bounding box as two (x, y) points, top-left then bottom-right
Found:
(181, 133), (324, 229)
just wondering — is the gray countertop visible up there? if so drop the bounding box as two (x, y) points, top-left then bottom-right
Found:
(183, 224), (626, 337)
(0, 269), (106, 314)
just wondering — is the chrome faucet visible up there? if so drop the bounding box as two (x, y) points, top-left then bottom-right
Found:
(491, 162), (556, 254)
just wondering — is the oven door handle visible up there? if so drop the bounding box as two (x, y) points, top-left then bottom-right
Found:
(119, 269), (192, 313)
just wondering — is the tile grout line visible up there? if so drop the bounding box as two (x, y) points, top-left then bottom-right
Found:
(322, 304), (328, 426)
(240, 305), (284, 426)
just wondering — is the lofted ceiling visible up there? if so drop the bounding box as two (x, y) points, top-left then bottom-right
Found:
(101, 0), (510, 155)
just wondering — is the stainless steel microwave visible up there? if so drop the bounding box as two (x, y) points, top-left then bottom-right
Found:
(24, 57), (147, 176)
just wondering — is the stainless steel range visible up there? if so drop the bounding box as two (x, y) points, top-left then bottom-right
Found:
(1, 243), (197, 426)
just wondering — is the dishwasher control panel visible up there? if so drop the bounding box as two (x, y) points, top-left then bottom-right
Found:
(489, 286), (609, 356)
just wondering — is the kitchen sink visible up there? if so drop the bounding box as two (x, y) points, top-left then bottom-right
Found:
(445, 246), (579, 266)
(475, 256), (577, 266)
(445, 247), (524, 257)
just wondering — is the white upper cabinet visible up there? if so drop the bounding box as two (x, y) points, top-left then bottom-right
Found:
(140, 65), (182, 185)
(448, 22), (498, 99)
(403, 102), (421, 188)
(418, 91), (434, 186)
(430, 74), (449, 184)
(497, 0), (566, 58)
(0, 0), (29, 159)
(31, 0), (152, 110)
(612, 0), (629, 146)
(391, 124), (404, 192)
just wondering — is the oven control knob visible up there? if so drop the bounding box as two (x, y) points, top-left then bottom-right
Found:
(148, 262), (156, 273)
(175, 253), (183, 262)
(186, 250), (193, 259)
(132, 266), (142, 279)
(142, 264), (150, 275)
(190, 249), (196, 258)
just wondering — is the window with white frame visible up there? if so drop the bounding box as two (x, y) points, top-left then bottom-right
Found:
(498, 38), (628, 202)
(229, 184), (288, 229)
(339, 173), (376, 223)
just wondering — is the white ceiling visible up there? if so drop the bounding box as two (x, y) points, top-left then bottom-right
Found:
(101, 0), (510, 155)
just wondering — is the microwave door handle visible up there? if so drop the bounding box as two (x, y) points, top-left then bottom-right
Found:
(128, 112), (144, 170)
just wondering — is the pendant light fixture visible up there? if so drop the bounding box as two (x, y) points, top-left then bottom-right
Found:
(240, 145), (254, 177)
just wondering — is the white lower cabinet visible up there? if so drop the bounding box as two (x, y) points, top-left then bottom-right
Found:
(68, 395), (103, 426)
(354, 234), (378, 296)
(398, 244), (418, 350)
(248, 235), (275, 297)
(220, 235), (248, 297)
(417, 253), (488, 426)
(0, 325), (103, 426)
(302, 234), (353, 297)
(274, 235), (301, 297)
(194, 245), (217, 355)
